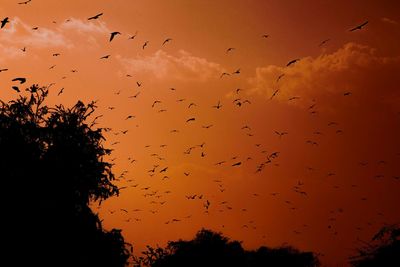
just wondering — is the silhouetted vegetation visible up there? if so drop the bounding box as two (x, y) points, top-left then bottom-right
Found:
(349, 224), (400, 267)
(133, 229), (320, 267)
(0, 85), (131, 267)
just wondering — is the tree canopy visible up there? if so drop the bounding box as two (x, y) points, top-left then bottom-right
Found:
(0, 85), (130, 267)
(349, 224), (400, 267)
(134, 229), (320, 267)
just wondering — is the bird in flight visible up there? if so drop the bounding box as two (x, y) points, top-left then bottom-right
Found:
(212, 101), (222, 109)
(142, 41), (149, 49)
(270, 89), (279, 100)
(100, 54), (111, 59)
(18, 0), (32, 4)
(57, 88), (64, 96)
(128, 31), (138, 40)
(0, 68), (8, 72)
(286, 58), (300, 67)
(1, 17), (10, 29)
(319, 39), (331, 47)
(232, 68), (241, 75)
(232, 162), (242, 167)
(186, 117), (195, 123)
(349, 21), (368, 32)
(343, 92), (352, 96)
(275, 131), (288, 138)
(162, 38), (172, 45)
(220, 72), (230, 78)
(88, 13), (103, 20)
(110, 31), (121, 42)
(12, 77), (26, 84)
(262, 34), (269, 38)
(226, 47), (235, 53)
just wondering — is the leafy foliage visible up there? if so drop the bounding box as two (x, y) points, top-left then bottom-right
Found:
(349, 224), (400, 267)
(0, 85), (130, 267)
(133, 229), (320, 267)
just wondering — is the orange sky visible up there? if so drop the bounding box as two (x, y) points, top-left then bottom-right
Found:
(1, 1), (400, 266)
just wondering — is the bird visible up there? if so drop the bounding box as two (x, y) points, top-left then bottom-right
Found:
(0, 68), (8, 72)
(220, 72), (230, 78)
(212, 101), (222, 109)
(57, 88), (64, 96)
(276, 74), (285, 82)
(226, 47), (235, 53)
(349, 21), (368, 32)
(232, 68), (241, 75)
(343, 92), (352, 96)
(12, 86), (20, 92)
(186, 117), (195, 123)
(286, 58), (300, 67)
(162, 38), (172, 45)
(1, 17), (10, 29)
(52, 53), (60, 56)
(110, 31), (121, 42)
(275, 131), (288, 138)
(232, 162), (242, 167)
(319, 39), (331, 46)
(128, 31), (138, 40)
(125, 115), (135, 120)
(142, 41), (149, 49)
(32, 27), (38, 30)
(12, 77), (26, 84)
(18, 0), (32, 4)
(270, 89), (279, 100)
(136, 81), (142, 87)
(100, 54), (111, 59)
(152, 100), (162, 108)
(262, 34), (269, 38)
(88, 13), (103, 20)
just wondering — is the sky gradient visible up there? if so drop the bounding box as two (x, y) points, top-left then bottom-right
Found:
(1, 1), (400, 266)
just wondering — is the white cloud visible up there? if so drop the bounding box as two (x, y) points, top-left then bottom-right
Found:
(117, 50), (224, 82)
(248, 43), (400, 110)
(0, 17), (72, 48)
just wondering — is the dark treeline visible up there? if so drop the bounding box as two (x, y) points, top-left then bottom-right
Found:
(1, 85), (398, 267)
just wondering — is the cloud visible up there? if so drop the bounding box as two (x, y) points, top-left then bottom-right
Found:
(59, 18), (110, 35)
(248, 43), (400, 111)
(117, 50), (224, 82)
(0, 17), (72, 48)
(381, 17), (398, 25)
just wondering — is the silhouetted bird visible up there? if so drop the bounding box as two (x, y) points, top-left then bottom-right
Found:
(1, 17), (10, 29)
(88, 13), (103, 20)
(110, 31), (121, 42)
(349, 20), (368, 31)
(162, 38), (172, 45)
(286, 58), (300, 67)
(18, 0), (32, 4)
(12, 77), (26, 84)
(319, 39), (331, 46)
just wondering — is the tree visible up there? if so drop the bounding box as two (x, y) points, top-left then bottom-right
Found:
(133, 229), (320, 267)
(0, 85), (131, 267)
(349, 224), (400, 267)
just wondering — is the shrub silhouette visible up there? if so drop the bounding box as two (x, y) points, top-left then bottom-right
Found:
(349, 224), (400, 267)
(133, 229), (320, 267)
(0, 85), (131, 267)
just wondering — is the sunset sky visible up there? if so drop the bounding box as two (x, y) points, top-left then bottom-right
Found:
(1, 0), (400, 266)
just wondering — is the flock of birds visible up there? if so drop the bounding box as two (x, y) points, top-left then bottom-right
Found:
(1, 1), (398, 264)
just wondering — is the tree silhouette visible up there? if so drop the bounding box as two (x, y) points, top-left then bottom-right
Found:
(0, 85), (131, 267)
(349, 224), (400, 267)
(133, 229), (320, 267)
